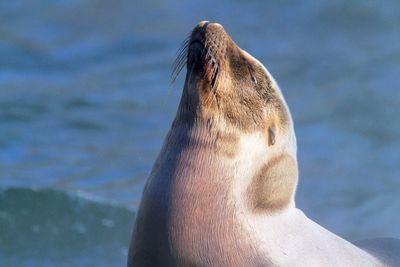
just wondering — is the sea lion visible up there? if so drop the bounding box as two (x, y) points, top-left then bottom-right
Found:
(127, 21), (400, 267)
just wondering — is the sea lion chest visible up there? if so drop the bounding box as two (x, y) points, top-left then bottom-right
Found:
(131, 144), (268, 267)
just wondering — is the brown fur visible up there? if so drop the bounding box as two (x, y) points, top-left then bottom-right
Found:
(181, 22), (290, 135)
(247, 154), (298, 212)
(214, 131), (239, 158)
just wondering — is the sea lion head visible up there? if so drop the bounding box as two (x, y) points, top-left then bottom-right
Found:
(172, 21), (298, 212)
(173, 21), (296, 155)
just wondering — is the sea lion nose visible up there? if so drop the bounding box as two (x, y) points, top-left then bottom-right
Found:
(198, 20), (210, 28)
(194, 21), (210, 37)
(193, 21), (224, 40)
(197, 21), (224, 32)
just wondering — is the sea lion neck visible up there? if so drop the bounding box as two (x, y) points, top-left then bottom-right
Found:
(168, 114), (238, 156)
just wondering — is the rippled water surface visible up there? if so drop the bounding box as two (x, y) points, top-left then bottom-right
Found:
(1, 0), (400, 266)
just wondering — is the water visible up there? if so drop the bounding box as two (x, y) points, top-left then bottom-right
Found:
(0, 188), (133, 267)
(1, 0), (400, 266)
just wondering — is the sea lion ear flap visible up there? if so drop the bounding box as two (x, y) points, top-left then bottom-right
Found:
(268, 124), (276, 146)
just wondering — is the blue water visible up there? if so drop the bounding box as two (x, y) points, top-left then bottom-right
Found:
(1, 0), (400, 266)
(0, 188), (133, 267)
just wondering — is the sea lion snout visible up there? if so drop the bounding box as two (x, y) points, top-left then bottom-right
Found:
(189, 22), (226, 53)
(189, 21), (226, 53)
(187, 22), (229, 90)
(191, 21), (223, 39)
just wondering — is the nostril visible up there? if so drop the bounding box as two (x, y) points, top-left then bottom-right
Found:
(199, 21), (210, 34)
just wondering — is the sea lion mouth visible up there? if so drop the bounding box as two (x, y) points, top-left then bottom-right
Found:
(172, 21), (228, 93)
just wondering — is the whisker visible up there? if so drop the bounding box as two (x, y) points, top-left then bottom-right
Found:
(171, 62), (186, 84)
(211, 65), (218, 89)
(171, 53), (187, 79)
(171, 36), (190, 84)
(172, 48), (188, 72)
(171, 31), (221, 100)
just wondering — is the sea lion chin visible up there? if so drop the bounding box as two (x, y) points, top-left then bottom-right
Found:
(128, 21), (399, 267)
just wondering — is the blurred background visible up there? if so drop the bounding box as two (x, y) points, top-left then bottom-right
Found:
(1, 0), (399, 266)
